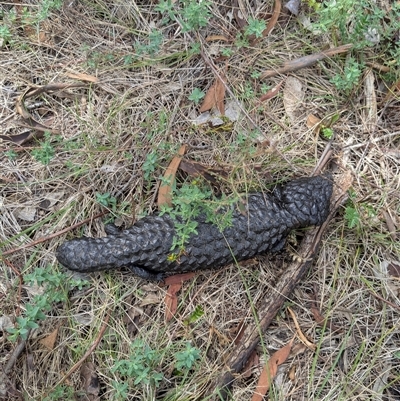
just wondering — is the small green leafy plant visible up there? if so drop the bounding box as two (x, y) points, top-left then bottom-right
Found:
(111, 339), (163, 398)
(7, 267), (88, 342)
(314, 0), (384, 48)
(344, 191), (377, 230)
(188, 87), (205, 104)
(42, 384), (76, 401)
(4, 149), (17, 160)
(0, 24), (12, 45)
(111, 338), (202, 399)
(234, 32), (250, 48)
(330, 57), (363, 94)
(160, 182), (211, 251)
(0, 0), (62, 46)
(160, 180), (236, 253)
(312, 0), (400, 90)
(32, 132), (55, 165)
(36, 0), (63, 22)
(321, 127), (334, 139)
(96, 192), (117, 211)
(135, 29), (163, 56)
(344, 190), (360, 229)
(250, 70), (261, 79)
(180, 0), (211, 32)
(184, 305), (204, 326)
(175, 342), (201, 371)
(220, 47), (234, 57)
(142, 151), (159, 182)
(244, 18), (266, 38)
(344, 205), (360, 229)
(155, 0), (211, 32)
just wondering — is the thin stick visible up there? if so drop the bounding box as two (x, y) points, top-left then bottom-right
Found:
(313, 142), (333, 176)
(53, 310), (112, 388)
(3, 337), (28, 375)
(369, 290), (400, 312)
(261, 44), (353, 79)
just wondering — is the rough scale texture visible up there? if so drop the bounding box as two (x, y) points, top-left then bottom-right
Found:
(56, 175), (333, 280)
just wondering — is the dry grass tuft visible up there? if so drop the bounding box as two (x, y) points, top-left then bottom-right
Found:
(1, 0), (399, 400)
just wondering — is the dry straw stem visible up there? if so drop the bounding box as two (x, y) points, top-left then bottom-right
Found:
(287, 306), (316, 350)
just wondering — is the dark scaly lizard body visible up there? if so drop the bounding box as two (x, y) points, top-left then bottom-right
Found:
(56, 175), (333, 281)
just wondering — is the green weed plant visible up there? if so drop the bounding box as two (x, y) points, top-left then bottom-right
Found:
(160, 180), (236, 254)
(312, 0), (400, 91)
(155, 0), (211, 32)
(7, 266), (88, 342)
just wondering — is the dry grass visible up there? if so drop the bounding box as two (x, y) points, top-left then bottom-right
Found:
(1, 0), (399, 400)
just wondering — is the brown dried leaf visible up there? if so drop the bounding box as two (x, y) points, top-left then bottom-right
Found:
(13, 82), (88, 141)
(15, 89), (32, 119)
(65, 71), (99, 83)
(306, 114), (322, 133)
(179, 159), (229, 183)
(39, 327), (58, 350)
(199, 74), (226, 115)
(20, 116), (59, 134)
(205, 35), (230, 42)
(140, 293), (160, 306)
(283, 76), (304, 123)
(163, 272), (196, 286)
(232, 319), (247, 345)
(383, 211), (397, 241)
(388, 262), (400, 278)
(288, 364), (296, 381)
(310, 302), (343, 333)
(163, 273), (196, 321)
(251, 338), (294, 401)
(232, 0), (247, 29)
(158, 144), (187, 208)
(310, 305), (325, 325)
(259, 80), (284, 102)
(38, 30), (48, 43)
(291, 342), (307, 357)
(20, 82), (86, 100)
(164, 283), (181, 322)
(0, 130), (44, 145)
(243, 350), (259, 378)
(81, 362), (100, 400)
